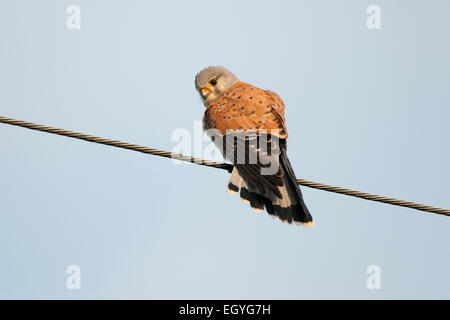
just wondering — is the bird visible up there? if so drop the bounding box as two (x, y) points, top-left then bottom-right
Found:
(195, 66), (313, 226)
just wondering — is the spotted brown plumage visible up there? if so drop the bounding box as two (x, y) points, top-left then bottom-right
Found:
(203, 82), (287, 138)
(196, 66), (313, 226)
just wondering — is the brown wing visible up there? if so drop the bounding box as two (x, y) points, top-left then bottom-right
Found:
(203, 82), (288, 139)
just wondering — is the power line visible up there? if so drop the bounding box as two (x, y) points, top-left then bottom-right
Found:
(1, 115), (448, 217)
(296, 179), (449, 216)
(0, 116), (232, 172)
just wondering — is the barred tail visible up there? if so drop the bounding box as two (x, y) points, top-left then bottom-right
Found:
(227, 152), (314, 226)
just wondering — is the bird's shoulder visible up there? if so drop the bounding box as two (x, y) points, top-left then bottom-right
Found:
(203, 82), (287, 138)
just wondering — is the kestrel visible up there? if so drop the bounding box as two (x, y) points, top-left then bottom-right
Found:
(195, 66), (313, 226)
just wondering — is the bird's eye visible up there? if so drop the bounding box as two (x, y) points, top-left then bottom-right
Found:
(209, 79), (217, 86)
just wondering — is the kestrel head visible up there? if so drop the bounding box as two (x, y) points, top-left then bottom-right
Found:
(195, 66), (239, 106)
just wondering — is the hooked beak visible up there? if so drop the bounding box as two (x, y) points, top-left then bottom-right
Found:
(201, 87), (211, 98)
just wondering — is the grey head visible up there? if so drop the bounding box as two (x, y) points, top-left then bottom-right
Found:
(195, 66), (239, 107)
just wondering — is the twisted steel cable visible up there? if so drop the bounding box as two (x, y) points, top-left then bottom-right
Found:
(0, 116), (232, 172)
(296, 179), (449, 216)
(1, 115), (448, 217)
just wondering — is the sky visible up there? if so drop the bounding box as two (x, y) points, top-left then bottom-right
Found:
(0, 0), (449, 299)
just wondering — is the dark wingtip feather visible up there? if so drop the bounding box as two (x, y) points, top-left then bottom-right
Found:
(227, 182), (239, 194)
(238, 186), (314, 226)
(240, 187), (265, 211)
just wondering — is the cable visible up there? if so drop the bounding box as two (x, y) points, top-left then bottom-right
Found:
(0, 116), (232, 172)
(296, 179), (449, 217)
(1, 115), (448, 217)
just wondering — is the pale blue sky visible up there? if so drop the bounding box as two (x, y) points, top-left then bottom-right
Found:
(0, 0), (449, 299)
